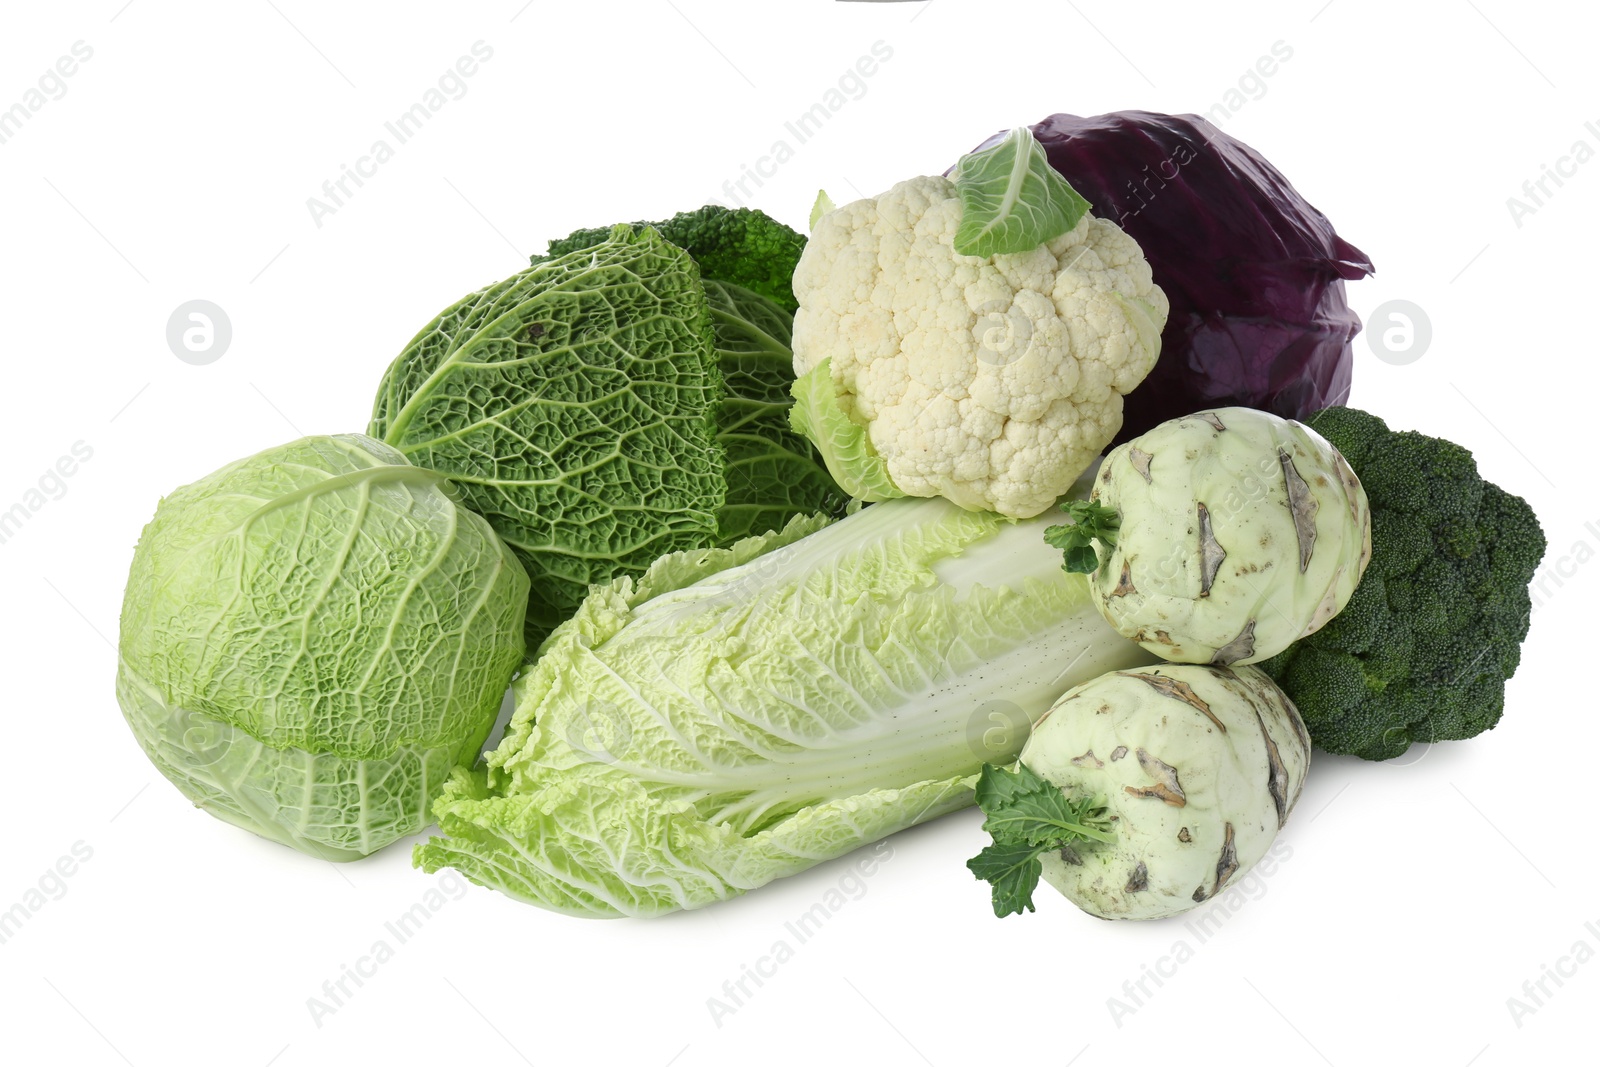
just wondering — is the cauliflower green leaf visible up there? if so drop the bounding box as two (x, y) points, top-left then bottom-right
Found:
(950, 125), (1092, 258)
(787, 359), (903, 503)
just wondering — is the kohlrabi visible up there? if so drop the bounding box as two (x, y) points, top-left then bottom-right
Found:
(117, 435), (528, 861)
(1048, 407), (1371, 665)
(415, 493), (1156, 918)
(969, 663), (1310, 920)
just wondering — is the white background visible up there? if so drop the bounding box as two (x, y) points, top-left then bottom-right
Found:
(2, 1), (1595, 1065)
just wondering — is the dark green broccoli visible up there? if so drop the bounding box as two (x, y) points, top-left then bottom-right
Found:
(537, 205), (806, 312)
(1258, 406), (1546, 760)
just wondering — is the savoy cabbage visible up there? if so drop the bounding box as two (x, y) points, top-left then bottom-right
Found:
(372, 223), (843, 646)
(117, 434), (528, 860)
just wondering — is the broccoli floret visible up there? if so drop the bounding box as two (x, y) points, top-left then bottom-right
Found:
(538, 205), (806, 312)
(1258, 406), (1546, 760)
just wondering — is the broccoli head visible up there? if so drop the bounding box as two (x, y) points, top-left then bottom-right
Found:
(1258, 406), (1546, 760)
(539, 205), (806, 312)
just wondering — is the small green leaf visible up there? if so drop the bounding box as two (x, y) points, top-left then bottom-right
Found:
(950, 126), (1092, 258)
(980, 791), (1116, 847)
(1044, 499), (1120, 574)
(973, 760), (1051, 811)
(967, 840), (1047, 917)
(788, 359), (904, 503)
(967, 761), (1116, 918)
(809, 189), (836, 231)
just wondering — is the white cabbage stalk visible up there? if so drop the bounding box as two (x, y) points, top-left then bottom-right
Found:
(417, 494), (1155, 917)
(1025, 664), (1310, 920)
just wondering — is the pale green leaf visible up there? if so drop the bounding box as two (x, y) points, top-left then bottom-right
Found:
(950, 126), (1092, 257)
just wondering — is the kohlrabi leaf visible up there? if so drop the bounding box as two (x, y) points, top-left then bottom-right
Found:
(1044, 499), (1121, 574)
(950, 126), (1091, 258)
(967, 762), (1115, 918)
(788, 359), (903, 503)
(966, 840), (1049, 917)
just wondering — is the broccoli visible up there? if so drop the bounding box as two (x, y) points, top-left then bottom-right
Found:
(538, 205), (806, 312)
(1258, 406), (1546, 760)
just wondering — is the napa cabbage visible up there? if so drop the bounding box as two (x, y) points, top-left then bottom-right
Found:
(415, 492), (1154, 916)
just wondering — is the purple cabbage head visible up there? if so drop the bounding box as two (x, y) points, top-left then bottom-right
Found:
(970, 112), (1373, 441)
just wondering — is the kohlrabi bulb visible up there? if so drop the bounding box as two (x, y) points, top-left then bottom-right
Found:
(1024, 663), (1310, 920)
(1085, 407), (1371, 664)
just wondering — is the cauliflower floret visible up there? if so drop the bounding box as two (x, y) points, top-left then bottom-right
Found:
(791, 175), (1168, 518)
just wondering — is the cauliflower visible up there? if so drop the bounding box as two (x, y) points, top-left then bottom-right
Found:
(790, 174), (1168, 518)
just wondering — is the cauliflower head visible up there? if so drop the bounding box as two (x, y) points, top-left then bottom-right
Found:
(790, 175), (1168, 519)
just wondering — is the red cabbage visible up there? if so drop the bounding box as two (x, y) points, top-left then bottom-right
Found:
(969, 112), (1373, 441)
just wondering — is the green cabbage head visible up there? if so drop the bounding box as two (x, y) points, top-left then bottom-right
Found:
(116, 434), (528, 860)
